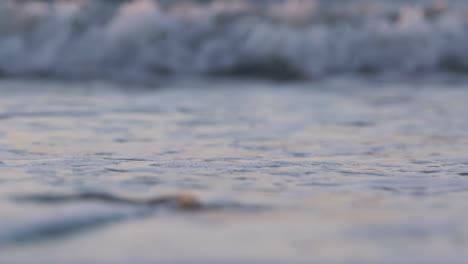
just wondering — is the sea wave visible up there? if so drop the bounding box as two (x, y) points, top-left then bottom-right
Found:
(1, 0), (468, 80)
(0, 191), (262, 245)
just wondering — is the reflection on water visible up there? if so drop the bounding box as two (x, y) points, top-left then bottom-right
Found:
(0, 78), (467, 263)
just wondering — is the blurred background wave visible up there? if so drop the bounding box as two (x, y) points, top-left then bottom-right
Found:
(1, 0), (468, 80)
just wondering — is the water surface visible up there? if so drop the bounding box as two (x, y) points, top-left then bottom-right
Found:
(0, 78), (467, 263)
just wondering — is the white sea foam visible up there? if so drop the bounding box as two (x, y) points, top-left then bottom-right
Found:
(1, 0), (468, 79)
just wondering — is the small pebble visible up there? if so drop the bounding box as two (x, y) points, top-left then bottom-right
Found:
(176, 193), (202, 210)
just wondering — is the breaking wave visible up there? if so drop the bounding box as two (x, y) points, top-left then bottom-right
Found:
(1, 0), (468, 80)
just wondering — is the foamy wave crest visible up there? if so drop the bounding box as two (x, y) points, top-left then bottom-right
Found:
(1, 0), (468, 80)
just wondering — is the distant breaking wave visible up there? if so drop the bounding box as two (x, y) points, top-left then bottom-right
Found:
(1, 0), (468, 80)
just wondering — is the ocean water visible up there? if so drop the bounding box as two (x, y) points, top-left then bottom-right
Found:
(0, 77), (467, 263)
(1, 0), (468, 80)
(1, 0), (468, 263)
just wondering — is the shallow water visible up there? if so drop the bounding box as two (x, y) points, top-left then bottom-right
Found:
(0, 77), (467, 263)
